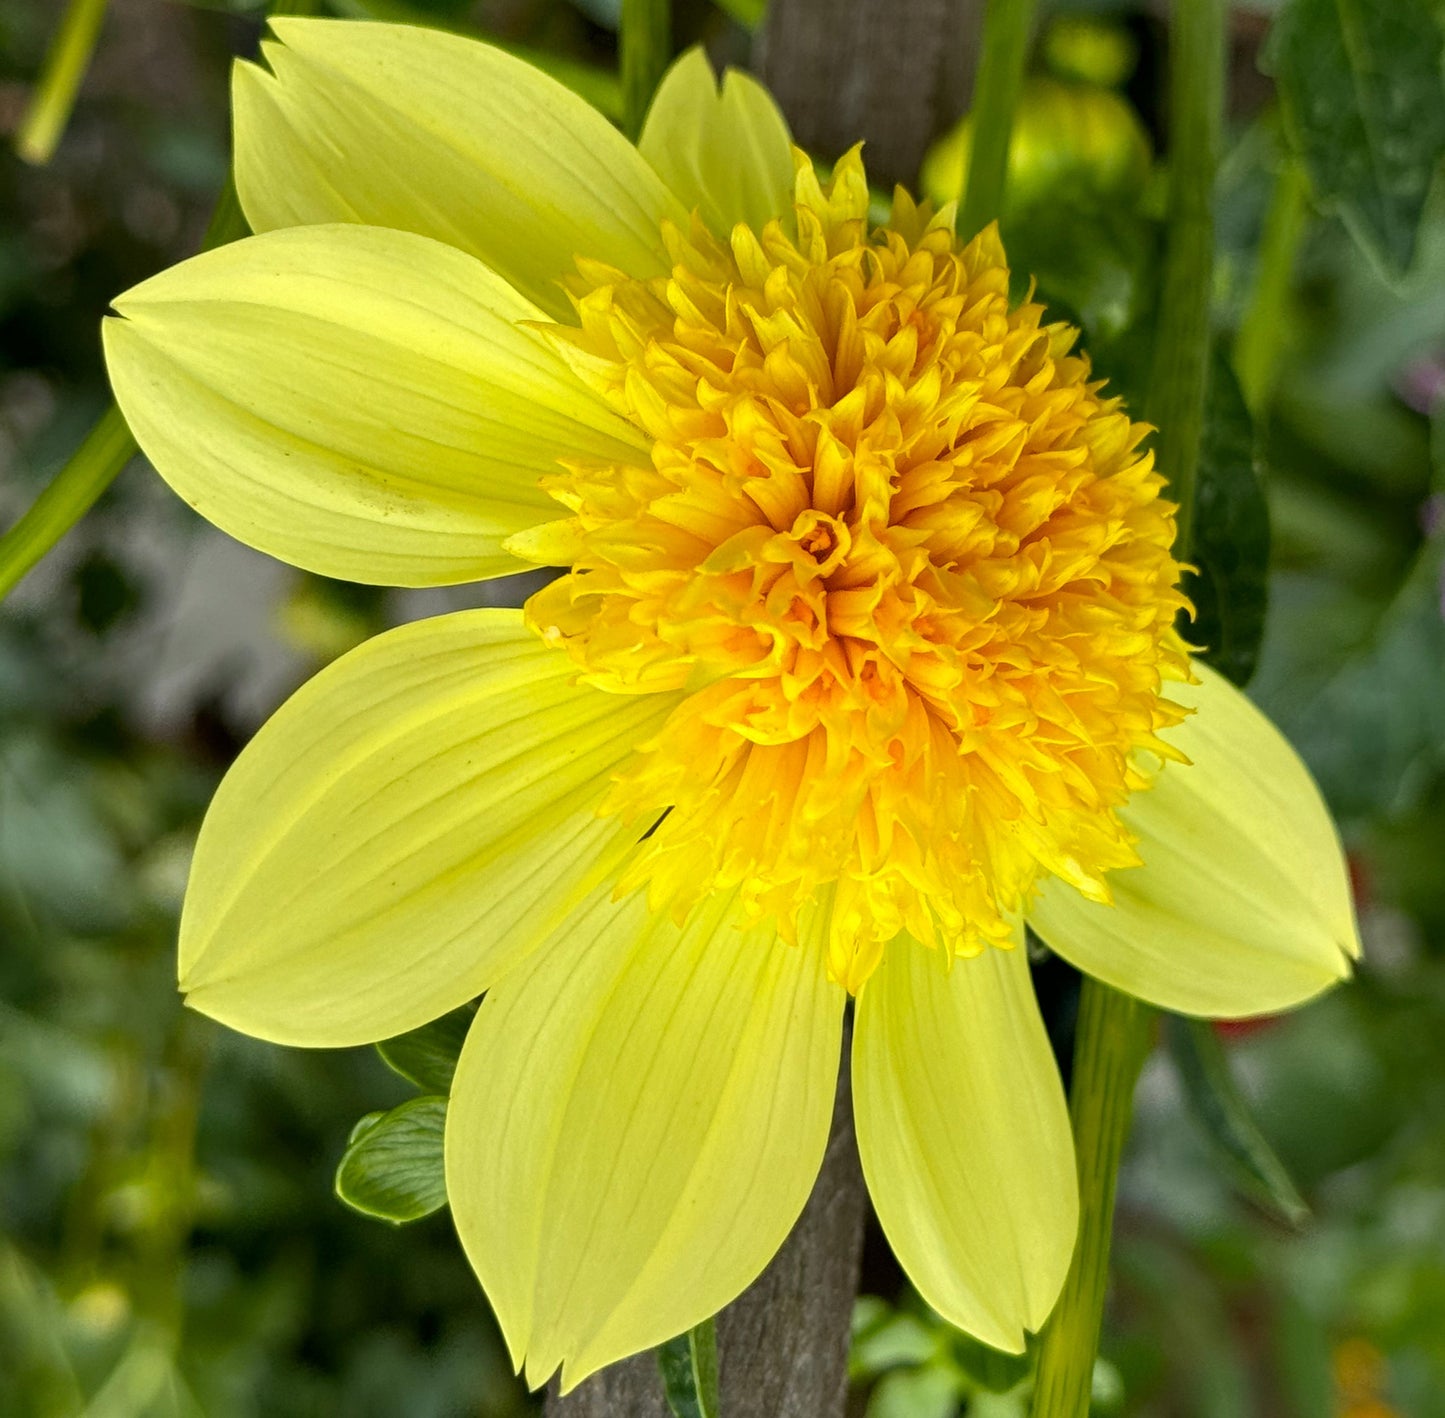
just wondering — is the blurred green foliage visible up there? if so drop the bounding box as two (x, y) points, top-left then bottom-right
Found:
(3, 0), (1444, 1416)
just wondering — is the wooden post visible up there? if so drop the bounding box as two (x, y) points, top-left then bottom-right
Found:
(546, 1034), (866, 1418)
(755, 0), (982, 185)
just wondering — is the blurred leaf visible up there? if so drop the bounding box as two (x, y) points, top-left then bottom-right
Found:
(850, 1298), (940, 1378)
(1265, 0), (1445, 282)
(1288, 531), (1445, 819)
(1167, 1015), (1310, 1228)
(950, 1332), (1031, 1395)
(864, 1365), (960, 1418)
(334, 1096), (447, 1225)
(1187, 356), (1272, 686)
(1009, 203), (1158, 353)
(375, 1005), (473, 1094)
(657, 1321), (719, 1418)
(713, 0), (766, 27)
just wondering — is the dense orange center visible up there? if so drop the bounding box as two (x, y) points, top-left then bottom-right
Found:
(510, 149), (1191, 989)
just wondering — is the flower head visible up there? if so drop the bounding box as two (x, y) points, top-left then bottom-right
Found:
(514, 149), (1190, 987)
(103, 22), (1360, 1391)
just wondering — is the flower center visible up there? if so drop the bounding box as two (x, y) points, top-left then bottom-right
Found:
(511, 149), (1191, 991)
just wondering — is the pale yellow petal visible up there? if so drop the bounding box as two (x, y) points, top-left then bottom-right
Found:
(1028, 662), (1361, 1019)
(234, 19), (685, 317)
(105, 224), (647, 586)
(638, 47), (795, 235)
(446, 888), (845, 1392)
(180, 609), (679, 1047)
(853, 931), (1077, 1353)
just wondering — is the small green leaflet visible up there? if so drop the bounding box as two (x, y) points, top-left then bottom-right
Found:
(1265, 0), (1445, 282)
(658, 1319), (721, 1418)
(335, 1095), (448, 1226)
(1188, 356), (1271, 687)
(1166, 1016), (1309, 1228)
(375, 1004), (474, 1094)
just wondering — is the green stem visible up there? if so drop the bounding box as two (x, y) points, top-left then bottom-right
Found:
(1234, 153), (1309, 417)
(0, 406), (135, 601)
(959, 0), (1039, 239)
(15, 0), (109, 165)
(1145, 0), (1226, 561)
(620, 0), (671, 141)
(1029, 7), (1225, 1417)
(0, 1), (299, 605)
(1029, 987), (1155, 1418)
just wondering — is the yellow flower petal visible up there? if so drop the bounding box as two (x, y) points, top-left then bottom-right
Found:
(446, 887), (845, 1392)
(104, 224), (648, 587)
(853, 931), (1077, 1353)
(180, 609), (679, 1048)
(234, 19), (685, 317)
(638, 47), (795, 236)
(1028, 661), (1361, 1018)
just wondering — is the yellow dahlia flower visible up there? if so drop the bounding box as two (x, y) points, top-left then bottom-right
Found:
(102, 20), (1359, 1391)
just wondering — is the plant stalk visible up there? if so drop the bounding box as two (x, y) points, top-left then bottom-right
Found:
(1234, 154), (1309, 416)
(620, 0), (672, 141)
(1145, 0), (1226, 561)
(959, 0), (1038, 239)
(15, 0), (109, 165)
(0, 0), (318, 604)
(1028, 986), (1155, 1418)
(1029, 5), (1226, 1415)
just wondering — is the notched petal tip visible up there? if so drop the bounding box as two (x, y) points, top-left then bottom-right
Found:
(1030, 661), (1363, 1020)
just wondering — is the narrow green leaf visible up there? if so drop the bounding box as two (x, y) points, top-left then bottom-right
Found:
(1265, 0), (1445, 282)
(658, 1320), (720, 1418)
(335, 1095), (447, 1225)
(1187, 355), (1271, 687)
(1166, 1016), (1309, 1228)
(375, 1004), (474, 1094)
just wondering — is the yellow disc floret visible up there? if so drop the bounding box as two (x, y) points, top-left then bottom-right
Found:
(510, 148), (1191, 991)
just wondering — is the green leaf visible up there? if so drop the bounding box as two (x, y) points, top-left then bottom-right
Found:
(849, 1301), (940, 1378)
(1288, 532), (1445, 819)
(863, 1366), (960, 1418)
(1186, 355), (1271, 687)
(375, 1004), (474, 1094)
(949, 1331), (1031, 1395)
(334, 1096), (448, 1225)
(657, 1320), (720, 1418)
(1165, 1016), (1310, 1228)
(712, 0), (766, 29)
(1265, 0), (1445, 281)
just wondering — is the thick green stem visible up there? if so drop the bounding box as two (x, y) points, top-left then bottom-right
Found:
(620, 0), (671, 141)
(1234, 154), (1309, 416)
(959, 0), (1038, 240)
(1145, 0), (1226, 561)
(15, 0), (109, 165)
(1029, 987), (1155, 1418)
(1029, 6), (1225, 1417)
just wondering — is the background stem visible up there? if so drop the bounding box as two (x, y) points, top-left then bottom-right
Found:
(0, 48), (283, 604)
(1234, 155), (1309, 416)
(15, 0), (109, 165)
(620, 0), (671, 140)
(959, 0), (1038, 239)
(1145, 0), (1226, 560)
(1029, 4), (1226, 1414)
(0, 406), (136, 602)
